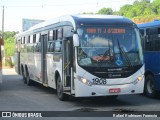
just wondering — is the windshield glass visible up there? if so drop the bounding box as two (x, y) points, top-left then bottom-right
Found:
(77, 26), (143, 67)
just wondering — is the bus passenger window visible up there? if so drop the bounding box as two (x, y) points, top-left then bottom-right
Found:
(55, 41), (61, 52)
(145, 28), (160, 51)
(21, 38), (22, 44)
(35, 42), (41, 52)
(49, 31), (54, 40)
(33, 34), (36, 43)
(28, 36), (30, 43)
(23, 37), (25, 44)
(58, 29), (63, 40)
(139, 29), (144, 37)
(48, 42), (54, 52)
(48, 43), (50, 52)
(50, 42), (54, 52)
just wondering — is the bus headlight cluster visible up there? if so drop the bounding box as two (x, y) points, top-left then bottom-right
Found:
(137, 76), (143, 81)
(133, 75), (144, 85)
(77, 76), (92, 86)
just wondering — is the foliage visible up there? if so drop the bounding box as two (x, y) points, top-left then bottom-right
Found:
(118, 0), (156, 18)
(97, 8), (113, 15)
(3, 31), (17, 57)
(82, 0), (160, 23)
(1, 31), (17, 67)
(4, 31), (17, 44)
(4, 43), (15, 57)
(152, 0), (160, 14)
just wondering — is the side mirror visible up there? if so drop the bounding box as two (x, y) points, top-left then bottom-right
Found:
(73, 34), (79, 47)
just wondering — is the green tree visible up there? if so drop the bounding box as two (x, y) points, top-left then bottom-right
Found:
(119, 4), (133, 16)
(152, 0), (160, 14)
(2, 31), (17, 67)
(113, 11), (120, 15)
(119, 0), (155, 18)
(3, 31), (16, 57)
(97, 8), (113, 15)
(134, 1), (154, 16)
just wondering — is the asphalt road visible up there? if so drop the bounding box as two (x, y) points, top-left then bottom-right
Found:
(0, 69), (160, 120)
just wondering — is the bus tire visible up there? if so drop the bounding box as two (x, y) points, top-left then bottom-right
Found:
(56, 76), (68, 101)
(22, 67), (26, 84)
(144, 74), (157, 98)
(26, 69), (32, 86)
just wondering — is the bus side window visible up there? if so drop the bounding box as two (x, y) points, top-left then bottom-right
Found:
(145, 29), (151, 51)
(146, 28), (159, 51)
(35, 34), (41, 52)
(140, 29), (144, 37)
(48, 42), (51, 52)
(49, 31), (54, 41)
(35, 42), (41, 52)
(33, 34), (36, 52)
(139, 29), (145, 50)
(146, 29), (150, 43)
(55, 41), (62, 52)
(154, 28), (160, 51)
(50, 42), (55, 52)
(158, 28), (160, 51)
(48, 42), (54, 52)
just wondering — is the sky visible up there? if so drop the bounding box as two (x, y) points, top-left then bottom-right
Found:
(0, 0), (148, 32)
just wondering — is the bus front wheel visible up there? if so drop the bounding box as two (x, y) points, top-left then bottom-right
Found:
(144, 74), (157, 98)
(56, 76), (68, 101)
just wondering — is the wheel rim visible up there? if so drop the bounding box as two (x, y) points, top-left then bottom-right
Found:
(147, 79), (154, 94)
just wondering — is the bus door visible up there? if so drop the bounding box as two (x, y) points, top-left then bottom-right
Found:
(41, 33), (48, 85)
(62, 38), (73, 92)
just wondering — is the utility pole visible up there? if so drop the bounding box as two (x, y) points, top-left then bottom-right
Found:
(0, 5), (4, 81)
(0, 6), (4, 69)
(2, 6), (4, 42)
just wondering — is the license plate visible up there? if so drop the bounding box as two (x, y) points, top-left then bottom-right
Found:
(109, 88), (121, 93)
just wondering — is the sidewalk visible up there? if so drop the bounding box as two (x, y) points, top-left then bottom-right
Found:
(2, 68), (17, 75)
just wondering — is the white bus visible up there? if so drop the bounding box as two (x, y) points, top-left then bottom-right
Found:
(15, 15), (144, 101)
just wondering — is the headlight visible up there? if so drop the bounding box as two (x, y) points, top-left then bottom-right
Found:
(137, 75), (143, 81)
(77, 76), (92, 86)
(133, 75), (144, 85)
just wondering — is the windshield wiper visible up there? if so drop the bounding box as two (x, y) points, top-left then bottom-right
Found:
(117, 39), (132, 67)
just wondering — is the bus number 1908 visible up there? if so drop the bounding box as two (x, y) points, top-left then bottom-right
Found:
(92, 78), (107, 85)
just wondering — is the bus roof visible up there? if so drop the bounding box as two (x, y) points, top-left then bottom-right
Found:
(137, 20), (160, 28)
(17, 14), (136, 36)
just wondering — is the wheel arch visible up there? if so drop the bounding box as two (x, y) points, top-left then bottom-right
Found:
(145, 70), (154, 79)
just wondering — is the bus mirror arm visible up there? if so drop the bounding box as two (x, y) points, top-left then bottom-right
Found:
(73, 34), (79, 47)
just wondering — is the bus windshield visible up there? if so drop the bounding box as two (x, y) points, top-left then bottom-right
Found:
(77, 26), (143, 67)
